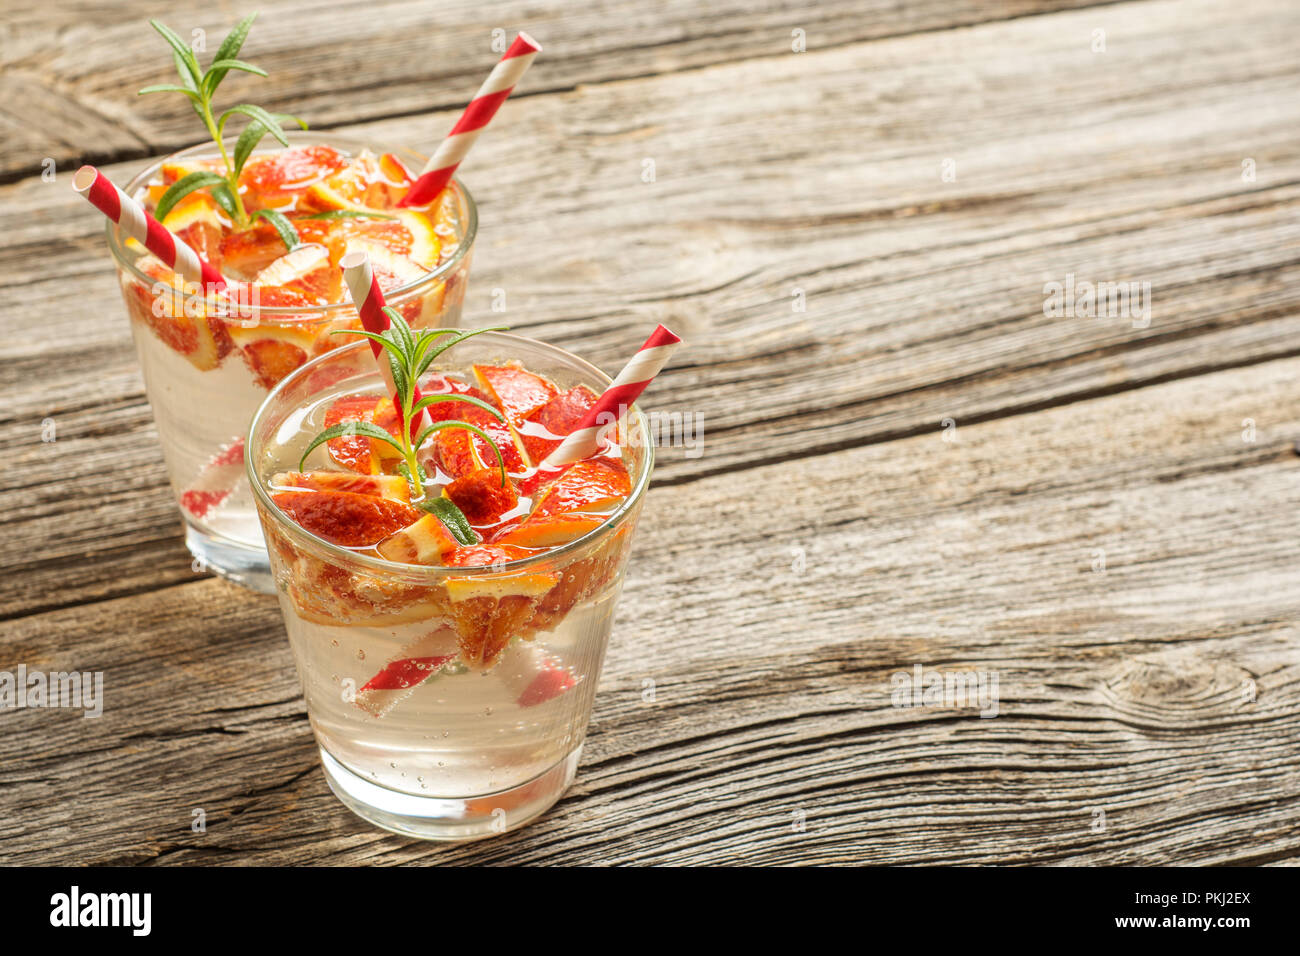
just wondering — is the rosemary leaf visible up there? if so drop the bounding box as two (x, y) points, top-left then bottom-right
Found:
(251, 208), (300, 250)
(154, 171), (229, 222)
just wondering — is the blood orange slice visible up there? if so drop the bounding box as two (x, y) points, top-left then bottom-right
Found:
(253, 244), (341, 304)
(160, 192), (228, 269)
(160, 158), (220, 184)
(147, 158), (221, 205)
(271, 490), (421, 548)
(528, 458), (631, 520)
(495, 514), (604, 549)
(220, 221), (290, 278)
(376, 513), (460, 565)
(444, 468), (520, 525)
(442, 544), (559, 668)
(473, 364), (557, 430)
(302, 150), (381, 212)
(123, 257), (234, 371)
(370, 153), (416, 208)
(519, 385), (600, 463)
(239, 145), (347, 211)
(322, 395), (403, 474)
(294, 209), (439, 272)
(430, 403), (527, 479)
(270, 471), (411, 501)
(343, 237), (427, 295)
(239, 337), (309, 389)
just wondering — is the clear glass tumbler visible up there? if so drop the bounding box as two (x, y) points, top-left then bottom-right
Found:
(246, 336), (652, 840)
(105, 132), (477, 592)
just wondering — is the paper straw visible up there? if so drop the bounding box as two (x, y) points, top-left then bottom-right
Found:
(73, 165), (227, 291)
(179, 437), (245, 519)
(359, 638), (575, 718)
(341, 250), (431, 436)
(398, 32), (541, 208)
(354, 627), (459, 718)
(498, 642), (578, 708)
(540, 325), (682, 468)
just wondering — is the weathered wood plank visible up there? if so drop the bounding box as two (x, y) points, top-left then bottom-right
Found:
(0, 0), (1116, 181)
(2, 356), (1298, 865)
(3, 0), (1300, 616)
(0, 74), (146, 177)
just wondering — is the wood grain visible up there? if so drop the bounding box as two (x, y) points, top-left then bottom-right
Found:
(0, 0), (1115, 181)
(4, 0), (1300, 618)
(2, 0), (1298, 866)
(2, 355), (1298, 865)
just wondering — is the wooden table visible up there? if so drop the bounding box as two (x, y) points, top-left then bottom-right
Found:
(3, 0), (1299, 865)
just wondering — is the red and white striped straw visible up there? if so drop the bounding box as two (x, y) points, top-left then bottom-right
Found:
(540, 324), (683, 468)
(354, 627), (459, 717)
(398, 32), (541, 208)
(73, 165), (227, 291)
(341, 250), (431, 435)
(357, 631), (576, 718)
(179, 437), (246, 520)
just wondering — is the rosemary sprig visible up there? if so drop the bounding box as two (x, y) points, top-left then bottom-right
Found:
(420, 497), (477, 546)
(296, 210), (396, 221)
(297, 314), (510, 504)
(139, 13), (306, 230)
(242, 209), (395, 249)
(251, 208), (299, 250)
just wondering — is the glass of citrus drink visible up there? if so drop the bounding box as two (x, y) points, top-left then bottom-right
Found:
(106, 133), (476, 591)
(247, 330), (652, 840)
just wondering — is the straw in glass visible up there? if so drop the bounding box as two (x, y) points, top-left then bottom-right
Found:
(398, 32), (541, 207)
(72, 165), (227, 291)
(340, 250), (432, 436)
(540, 324), (682, 469)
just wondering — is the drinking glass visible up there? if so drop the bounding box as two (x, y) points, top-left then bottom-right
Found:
(247, 336), (652, 839)
(106, 132), (477, 591)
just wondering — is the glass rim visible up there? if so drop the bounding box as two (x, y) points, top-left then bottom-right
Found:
(106, 131), (478, 323)
(246, 334), (655, 580)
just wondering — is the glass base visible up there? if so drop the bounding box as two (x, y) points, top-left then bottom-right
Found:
(186, 523), (275, 594)
(320, 746), (582, 841)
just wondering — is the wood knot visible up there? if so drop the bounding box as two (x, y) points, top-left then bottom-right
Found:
(1099, 652), (1254, 727)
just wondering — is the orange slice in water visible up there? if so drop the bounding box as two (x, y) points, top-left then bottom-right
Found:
(160, 192), (228, 269)
(473, 364), (557, 430)
(220, 221), (290, 278)
(124, 257), (234, 371)
(322, 395), (403, 474)
(495, 514), (604, 549)
(528, 458), (631, 520)
(239, 145), (347, 211)
(376, 513), (460, 565)
(370, 153), (416, 208)
(271, 490), (421, 548)
(303, 151), (381, 211)
(519, 385), (599, 464)
(253, 244), (341, 305)
(442, 544), (559, 668)
(270, 471), (411, 502)
(240, 337), (308, 389)
(444, 468), (520, 525)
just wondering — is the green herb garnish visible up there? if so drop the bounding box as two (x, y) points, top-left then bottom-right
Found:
(420, 497), (477, 546)
(251, 208), (299, 250)
(296, 210), (397, 221)
(139, 13), (306, 231)
(297, 312), (510, 501)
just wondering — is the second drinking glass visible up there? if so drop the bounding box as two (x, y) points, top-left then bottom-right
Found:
(105, 133), (477, 591)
